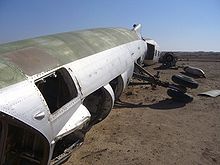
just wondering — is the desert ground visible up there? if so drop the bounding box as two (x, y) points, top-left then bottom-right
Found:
(65, 53), (220, 165)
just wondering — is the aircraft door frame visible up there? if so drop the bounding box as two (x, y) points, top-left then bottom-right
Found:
(34, 67), (83, 137)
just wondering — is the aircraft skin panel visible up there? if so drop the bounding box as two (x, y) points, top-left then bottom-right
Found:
(0, 28), (139, 89)
(0, 25), (154, 164)
(56, 104), (91, 139)
(0, 60), (25, 89)
(1, 47), (61, 76)
(66, 40), (146, 97)
(0, 39), (147, 143)
(0, 80), (54, 141)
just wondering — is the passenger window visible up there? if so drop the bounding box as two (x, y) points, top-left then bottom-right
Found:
(35, 68), (78, 114)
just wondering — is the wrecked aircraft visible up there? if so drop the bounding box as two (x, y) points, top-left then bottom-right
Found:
(0, 23), (202, 164)
(0, 24), (163, 165)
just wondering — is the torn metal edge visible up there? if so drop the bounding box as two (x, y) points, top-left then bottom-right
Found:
(198, 90), (220, 97)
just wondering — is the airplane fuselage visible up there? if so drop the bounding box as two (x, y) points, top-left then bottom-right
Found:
(0, 25), (158, 164)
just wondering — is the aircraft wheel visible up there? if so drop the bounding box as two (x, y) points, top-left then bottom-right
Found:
(165, 54), (174, 62)
(170, 84), (187, 93)
(167, 88), (193, 103)
(171, 74), (199, 89)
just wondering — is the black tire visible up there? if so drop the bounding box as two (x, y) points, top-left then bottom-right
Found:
(171, 74), (199, 89)
(165, 54), (174, 62)
(169, 84), (187, 93)
(167, 88), (193, 103)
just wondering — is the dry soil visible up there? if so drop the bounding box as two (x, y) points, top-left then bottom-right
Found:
(65, 55), (220, 165)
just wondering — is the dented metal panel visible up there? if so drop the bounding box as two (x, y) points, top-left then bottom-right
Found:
(56, 104), (91, 139)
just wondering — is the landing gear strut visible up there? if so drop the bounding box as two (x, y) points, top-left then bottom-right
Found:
(133, 63), (198, 102)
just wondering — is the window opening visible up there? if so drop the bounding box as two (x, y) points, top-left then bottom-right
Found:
(35, 68), (78, 114)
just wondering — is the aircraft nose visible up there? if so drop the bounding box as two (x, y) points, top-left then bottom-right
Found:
(0, 112), (50, 165)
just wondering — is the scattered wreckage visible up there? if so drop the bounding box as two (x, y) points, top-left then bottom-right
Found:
(159, 52), (178, 68)
(199, 90), (220, 97)
(158, 52), (206, 80)
(133, 63), (198, 102)
(0, 24), (200, 165)
(183, 66), (206, 78)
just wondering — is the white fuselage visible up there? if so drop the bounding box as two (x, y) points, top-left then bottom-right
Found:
(0, 39), (147, 164)
(143, 39), (160, 65)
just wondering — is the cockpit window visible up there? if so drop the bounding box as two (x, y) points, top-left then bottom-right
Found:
(35, 68), (78, 114)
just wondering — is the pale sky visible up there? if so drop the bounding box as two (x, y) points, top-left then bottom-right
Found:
(0, 0), (220, 51)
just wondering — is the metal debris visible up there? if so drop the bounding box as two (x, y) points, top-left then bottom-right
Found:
(198, 90), (220, 97)
(183, 66), (206, 78)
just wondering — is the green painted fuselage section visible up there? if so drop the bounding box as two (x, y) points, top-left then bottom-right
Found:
(0, 28), (139, 89)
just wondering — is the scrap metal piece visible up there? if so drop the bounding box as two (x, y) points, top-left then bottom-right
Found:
(198, 90), (220, 97)
(183, 66), (206, 78)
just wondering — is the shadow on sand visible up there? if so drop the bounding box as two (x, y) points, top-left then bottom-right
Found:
(114, 98), (186, 110)
(153, 65), (179, 70)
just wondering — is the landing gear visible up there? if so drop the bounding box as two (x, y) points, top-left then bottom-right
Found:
(83, 85), (114, 126)
(133, 63), (198, 102)
(171, 74), (199, 89)
(159, 52), (178, 68)
(167, 89), (193, 103)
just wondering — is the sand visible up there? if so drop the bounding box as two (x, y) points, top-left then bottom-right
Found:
(64, 54), (220, 165)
